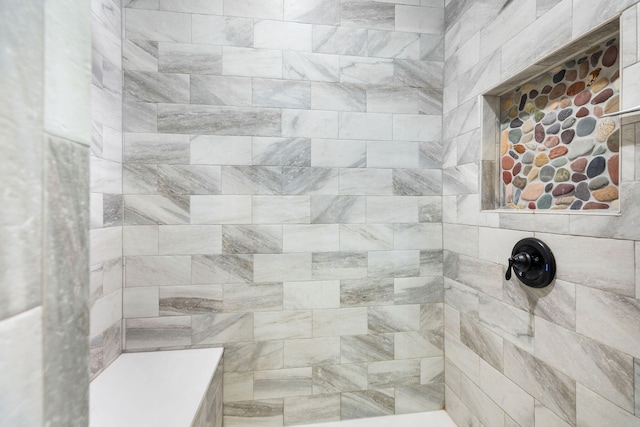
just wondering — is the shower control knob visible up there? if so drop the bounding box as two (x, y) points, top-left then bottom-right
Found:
(505, 238), (556, 288)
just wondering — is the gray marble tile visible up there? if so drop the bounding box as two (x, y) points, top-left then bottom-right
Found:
(252, 196), (311, 225)
(394, 276), (443, 305)
(125, 9), (191, 42)
(504, 343), (576, 425)
(283, 51), (340, 82)
(42, 138), (89, 427)
(191, 75), (252, 106)
(284, 394), (341, 426)
(192, 15), (253, 47)
(124, 70), (188, 103)
(459, 374), (505, 427)
(479, 294), (533, 353)
(313, 25), (368, 56)
(222, 166), (283, 195)
(503, 278), (575, 330)
(192, 255), (253, 284)
(158, 104), (282, 136)
(420, 34), (444, 61)
(340, 389), (395, 420)
(284, 0), (340, 25)
(158, 165), (221, 195)
(253, 368), (313, 400)
(125, 316), (191, 350)
(479, 360), (534, 427)
(340, 277), (394, 307)
(340, 334), (394, 363)
(157, 42), (222, 75)
(224, 283), (283, 313)
(159, 285), (223, 316)
(282, 109), (339, 139)
(313, 307), (368, 337)
(224, 341), (284, 373)
(420, 302), (444, 350)
(222, 46), (283, 79)
(419, 87), (443, 115)
(123, 132), (189, 164)
(311, 195), (366, 223)
(339, 224), (393, 251)
(284, 336), (341, 368)
(368, 304), (421, 334)
(158, 0), (221, 14)
(460, 315), (503, 371)
(224, 399), (284, 427)
(396, 384), (444, 414)
(444, 278), (479, 321)
(311, 82), (366, 112)
(123, 164), (157, 194)
(253, 79), (311, 109)
(394, 223), (442, 251)
(158, 224), (221, 255)
(253, 137), (311, 167)
(445, 385), (481, 427)
(254, 20), (313, 52)
(312, 252), (367, 280)
(124, 194), (189, 225)
(313, 363), (368, 394)
(282, 167), (339, 195)
(636, 358), (640, 417)
(192, 313), (253, 345)
(444, 251), (503, 298)
(394, 59), (443, 89)
(393, 169), (441, 196)
(223, 225), (282, 254)
(340, 168), (393, 194)
(536, 316), (634, 412)
(223, 0), (283, 19)
(419, 196), (442, 222)
(102, 194), (123, 227)
(123, 100), (157, 132)
(365, 196), (419, 223)
(369, 30), (420, 60)
(341, 0), (395, 30)
(421, 356), (444, 384)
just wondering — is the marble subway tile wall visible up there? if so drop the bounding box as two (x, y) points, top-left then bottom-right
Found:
(121, 0), (444, 424)
(444, 1), (640, 427)
(90, 0), (124, 378)
(2, 0), (92, 425)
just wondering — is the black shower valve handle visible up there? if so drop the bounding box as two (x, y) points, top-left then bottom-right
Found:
(505, 252), (532, 280)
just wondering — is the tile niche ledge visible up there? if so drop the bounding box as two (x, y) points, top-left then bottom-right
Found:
(480, 18), (623, 216)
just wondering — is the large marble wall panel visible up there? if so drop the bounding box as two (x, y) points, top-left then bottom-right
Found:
(444, 1), (640, 426)
(121, 1), (444, 424)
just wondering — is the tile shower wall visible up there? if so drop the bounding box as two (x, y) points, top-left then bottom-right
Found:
(443, 1), (640, 426)
(1, 0), (91, 425)
(90, 0), (124, 378)
(120, 0), (444, 424)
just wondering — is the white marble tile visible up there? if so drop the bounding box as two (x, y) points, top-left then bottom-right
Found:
(253, 79), (311, 109)
(367, 141), (419, 168)
(340, 169), (393, 195)
(311, 82), (366, 112)
(123, 287), (159, 318)
(340, 56), (394, 85)
(125, 9), (191, 42)
(339, 112), (392, 141)
(192, 15), (253, 47)
(339, 224), (394, 251)
(282, 109), (339, 138)
(125, 256), (191, 287)
(367, 86), (419, 113)
(224, 372), (253, 403)
(479, 295), (533, 353)
(159, 0), (221, 14)
(283, 280), (340, 310)
(576, 383), (640, 427)
(284, 0), (340, 25)
(90, 289), (122, 339)
(191, 75), (252, 106)
(158, 225), (222, 255)
(395, 5), (444, 34)
(254, 311), (312, 341)
(190, 195), (252, 224)
(479, 360), (534, 427)
(254, 253), (312, 282)
(284, 336), (341, 368)
(283, 224), (339, 252)
(222, 47), (283, 79)
(252, 196), (311, 224)
(393, 114), (442, 142)
(90, 227), (123, 266)
(190, 135), (252, 165)
(311, 139), (366, 168)
(284, 394), (341, 425)
(223, 0), (284, 20)
(313, 308), (368, 337)
(368, 250), (420, 279)
(123, 225), (158, 256)
(535, 403), (571, 427)
(366, 196), (419, 223)
(341, 0), (395, 30)
(255, 20), (312, 51)
(313, 25), (368, 56)
(443, 223), (478, 257)
(283, 51), (340, 82)
(0, 308), (43, 427)
(394, 223), (443, 250)
(368, 305), (421, 333)
(369, 30), (420, 60)
(443, 332), (480, 384)
(478, 227), (531, 265)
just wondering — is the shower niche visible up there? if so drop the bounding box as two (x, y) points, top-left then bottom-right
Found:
(480, 20), (622, 213)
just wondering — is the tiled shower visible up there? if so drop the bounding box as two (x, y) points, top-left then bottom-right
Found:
(5, 0), (640, 426)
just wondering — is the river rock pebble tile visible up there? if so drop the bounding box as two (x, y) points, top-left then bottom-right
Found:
(500, 39), (620, 211)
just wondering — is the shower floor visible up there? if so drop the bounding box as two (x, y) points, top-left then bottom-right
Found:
(298, 411), (457, 427)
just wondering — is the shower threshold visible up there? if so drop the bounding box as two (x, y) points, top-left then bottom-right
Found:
(298, 410), (457, 426)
